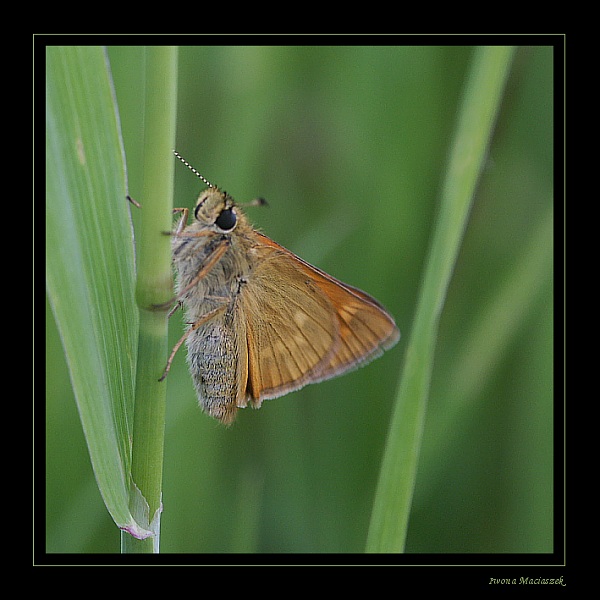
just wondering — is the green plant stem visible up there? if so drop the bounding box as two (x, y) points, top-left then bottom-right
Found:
(121, 46), (178, 553)
(365, 46), (515, 553)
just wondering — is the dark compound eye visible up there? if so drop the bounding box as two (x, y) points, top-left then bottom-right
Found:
(215, 208), (236, 231)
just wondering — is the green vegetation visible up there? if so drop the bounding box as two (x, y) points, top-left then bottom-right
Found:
(46, 45), (554, 553)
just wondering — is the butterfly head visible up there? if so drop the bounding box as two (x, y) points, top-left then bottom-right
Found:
(194, 188), (239, 233)
(173, 150), (239, 233)
(174, 149), (267, 235)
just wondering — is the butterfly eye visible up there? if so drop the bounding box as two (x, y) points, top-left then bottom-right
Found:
(215, 208), (237, 231)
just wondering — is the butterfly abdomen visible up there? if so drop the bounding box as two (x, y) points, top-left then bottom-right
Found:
(186, 318), (239, 424)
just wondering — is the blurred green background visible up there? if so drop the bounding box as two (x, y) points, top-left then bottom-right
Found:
(46, 45), (554, 553)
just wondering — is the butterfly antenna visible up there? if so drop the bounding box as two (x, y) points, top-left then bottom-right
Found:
(173, 150), (214, 188)
(239, 197), (269, 208)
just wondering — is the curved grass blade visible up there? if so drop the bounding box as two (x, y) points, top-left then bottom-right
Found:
(46, 46), (147, 537)
(366, 46), (516, 553)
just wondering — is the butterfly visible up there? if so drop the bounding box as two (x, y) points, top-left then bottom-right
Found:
(160, 152), (399, 424)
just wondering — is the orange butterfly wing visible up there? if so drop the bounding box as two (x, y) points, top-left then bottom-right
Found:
(239, 233), (399, 406)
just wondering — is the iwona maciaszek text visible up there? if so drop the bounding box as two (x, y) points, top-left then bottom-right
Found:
(489, 576), (565, 586)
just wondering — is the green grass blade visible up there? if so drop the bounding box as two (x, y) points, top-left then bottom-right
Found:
(120, 46), (178, 553)
(46, 46), (145, 537)
(365, 46), (516, 553)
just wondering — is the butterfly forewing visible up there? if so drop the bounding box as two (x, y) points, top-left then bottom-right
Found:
(240, 235), (399, 403)
(309, 275), (400, 379)
(240, 243), (339, 402)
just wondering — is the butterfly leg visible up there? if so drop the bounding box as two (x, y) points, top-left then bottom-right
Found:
(174, 237), (230, 299)
(167, 300), (183, 319)
(171, 207), (189, 235)
(152, 237), (230, 311)
(158, 304), (227, 382)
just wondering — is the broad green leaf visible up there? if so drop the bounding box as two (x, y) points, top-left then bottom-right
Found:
(46, 47), (145, 537)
